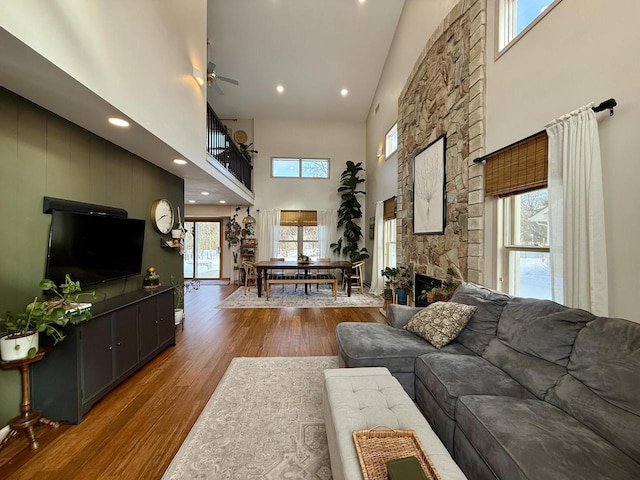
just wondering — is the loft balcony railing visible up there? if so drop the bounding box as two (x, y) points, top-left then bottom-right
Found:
(206, 103), (253, 191)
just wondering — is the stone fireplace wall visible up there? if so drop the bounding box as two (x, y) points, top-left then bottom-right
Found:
(397, 0), (486, 285)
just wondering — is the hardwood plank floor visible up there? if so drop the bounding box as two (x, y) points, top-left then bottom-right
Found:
(0, 284), (385, 479)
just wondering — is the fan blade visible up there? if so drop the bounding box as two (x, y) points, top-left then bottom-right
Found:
(213, 83), (224, 95)
(207, 61), (216, 74)
(217, 75), (239, 86)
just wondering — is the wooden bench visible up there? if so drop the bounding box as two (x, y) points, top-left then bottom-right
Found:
(265, 273), (337, 300)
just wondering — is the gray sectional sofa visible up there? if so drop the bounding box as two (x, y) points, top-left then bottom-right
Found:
(336, 282), (640, 480)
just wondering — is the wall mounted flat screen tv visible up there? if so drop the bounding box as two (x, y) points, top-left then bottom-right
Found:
(46, 211), (146, 287)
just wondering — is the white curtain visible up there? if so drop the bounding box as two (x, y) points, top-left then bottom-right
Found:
(369, 201), (385, 295)
(318, 209), (337, 258)
(545, 104), (608, 315)
(256, 209), (280, 261)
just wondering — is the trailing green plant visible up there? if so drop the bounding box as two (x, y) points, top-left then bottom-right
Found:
(225, 207), (242, 247)
(330, 161), (369, 262)
(393, 265), (414, 291)
(0, 275), (94, 357)
(170, 276), (201, 310)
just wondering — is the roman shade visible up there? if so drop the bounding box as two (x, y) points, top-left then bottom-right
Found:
(383, 196), (397, 220)
(485, 131), (548, 197)
(280, 210), (317, 226)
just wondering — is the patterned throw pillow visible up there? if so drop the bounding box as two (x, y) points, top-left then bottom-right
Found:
(404, 301), (478, 348)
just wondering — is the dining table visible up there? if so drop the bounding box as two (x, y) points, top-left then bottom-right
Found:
(254, 260), (354, 297)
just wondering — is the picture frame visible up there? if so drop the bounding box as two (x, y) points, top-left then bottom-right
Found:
(413, 134), (446, 235)
(369, 216), (375, 240)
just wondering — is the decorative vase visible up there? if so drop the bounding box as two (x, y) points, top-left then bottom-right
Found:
(396, 288), (408, 305)
(174, 308), (184, 326)
(0, 332), (39, 361)
(143, 267), (160, 290)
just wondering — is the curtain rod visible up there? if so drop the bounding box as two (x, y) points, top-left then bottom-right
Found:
(473, 98), (617, 164)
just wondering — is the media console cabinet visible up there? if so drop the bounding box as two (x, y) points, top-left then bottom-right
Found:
(31, 286), (175, 424)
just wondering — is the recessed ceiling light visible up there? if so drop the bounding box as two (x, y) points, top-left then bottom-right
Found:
(108, 117), (129, 127)
(276, 84), (284, 93)
(188, 200), (196, 203)
(201, 191), (210, 195)
(173, 159), (187, 165)
(341, 88), (349, 96)
(359, 0), (366, 3)
(219, 200), (226, 204)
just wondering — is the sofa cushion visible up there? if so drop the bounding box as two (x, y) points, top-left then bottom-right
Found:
(415, 353), (534, 419)
(336, 322), (473, 373)
(483, 338), (568, 399)
(496, 297), (594, 366)
(404, 302), (477, 348)
(455, 395), (640, 480)
(546, 317), (640, 464)
(449, 282), (511, 355)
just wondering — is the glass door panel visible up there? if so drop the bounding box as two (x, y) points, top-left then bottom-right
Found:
(184, 220), (222, 280)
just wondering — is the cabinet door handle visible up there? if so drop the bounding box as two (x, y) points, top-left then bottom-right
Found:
(107, 346), (113, 351)
(116, 342), (122, 347)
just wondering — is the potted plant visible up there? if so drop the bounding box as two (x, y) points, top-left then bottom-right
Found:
(419, 268), (461, 303)
(0, 275), (94, 361)
(381, 267), (399, 306)
(393, 265), (413, 306)
(238, 142), (258, 163)
(330, 161), (369, 262)
(171, 276), (201, 326)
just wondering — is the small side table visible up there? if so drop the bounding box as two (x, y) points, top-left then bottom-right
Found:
(0, 349), (60, 450)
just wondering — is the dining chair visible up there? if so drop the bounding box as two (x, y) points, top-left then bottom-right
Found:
(243, 261), (257, 295)
(270, 257), (286, 290)
(344, 260), (365, 294)
(314, 257), (334, 290)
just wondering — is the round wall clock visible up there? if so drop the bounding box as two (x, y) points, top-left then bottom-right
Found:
(150, 199), (175, 234)
(233, 129), (248, 144)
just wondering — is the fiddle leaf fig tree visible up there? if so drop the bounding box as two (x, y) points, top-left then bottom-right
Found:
(331, 160), (369, 262)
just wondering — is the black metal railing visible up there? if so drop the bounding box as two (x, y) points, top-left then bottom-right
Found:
(206, 103), (253, 191)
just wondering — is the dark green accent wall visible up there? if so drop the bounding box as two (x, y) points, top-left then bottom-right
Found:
(0, 87), (184, 426)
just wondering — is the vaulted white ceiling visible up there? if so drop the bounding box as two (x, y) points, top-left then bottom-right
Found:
(207, 0), (405, 122)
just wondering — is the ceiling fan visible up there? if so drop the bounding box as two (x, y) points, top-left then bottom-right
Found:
(207, 62), (239, 95)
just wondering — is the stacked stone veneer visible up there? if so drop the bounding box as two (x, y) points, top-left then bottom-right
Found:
(397, 0), (486, 285)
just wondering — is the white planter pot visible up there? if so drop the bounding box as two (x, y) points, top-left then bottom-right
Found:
(174, 308), (184, 325)
(1, 332), (39, 361)
(171, 229), (184, 239)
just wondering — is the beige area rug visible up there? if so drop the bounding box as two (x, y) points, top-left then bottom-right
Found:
(162, 356), (339, 480)
(216, 284), (383, 308)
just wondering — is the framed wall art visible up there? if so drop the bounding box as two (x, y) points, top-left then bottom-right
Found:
(413, 134), (446, 235)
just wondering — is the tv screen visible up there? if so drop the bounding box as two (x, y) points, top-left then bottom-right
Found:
(46, 211), (146, 287)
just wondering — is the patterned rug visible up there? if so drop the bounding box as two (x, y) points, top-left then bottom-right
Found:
(162, 356), (338, 480)
(216, 284), (383, 308)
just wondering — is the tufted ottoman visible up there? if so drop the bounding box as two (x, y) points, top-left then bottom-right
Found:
(323, 367), (466, 480)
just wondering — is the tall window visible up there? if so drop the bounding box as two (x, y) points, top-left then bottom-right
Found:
(385, 123), (398, 159)
(486, 131), (552, 298)
(501, 190), (550, 298)
(271, 158), (329, 178)
(383, 197), (397, 267)
(498, 0), (560, 52)
(278, 210), (319, 259)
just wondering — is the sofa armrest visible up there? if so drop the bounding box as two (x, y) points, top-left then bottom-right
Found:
(386, 304), (424, 329)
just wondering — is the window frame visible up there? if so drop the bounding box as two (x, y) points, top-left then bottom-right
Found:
(498, 189), (550, 297)
(496, 0), (563, 57)
(385, 123), (398, 159)
(277, 225), (319, 260)
(271, 157), (330, 179)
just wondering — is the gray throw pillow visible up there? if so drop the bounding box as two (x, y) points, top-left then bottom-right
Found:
(404, 301), (477, 348)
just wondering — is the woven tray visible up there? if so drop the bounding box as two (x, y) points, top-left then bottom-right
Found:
(352, 425), (442, 480)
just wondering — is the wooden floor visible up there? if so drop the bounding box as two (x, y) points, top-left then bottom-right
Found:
(0, 284), (385, 479)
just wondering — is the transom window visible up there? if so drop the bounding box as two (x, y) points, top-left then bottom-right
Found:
(385, 123), (398, 159)
(498, 0), (561, 53)
(271, 158), (329, 178)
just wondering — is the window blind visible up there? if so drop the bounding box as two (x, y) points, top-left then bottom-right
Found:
(280, 210), (318, 226)
(485, 131), (548, 197)
(383, 197), (397, 220)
